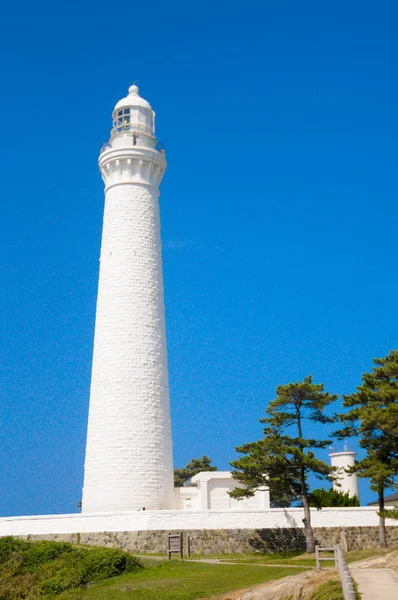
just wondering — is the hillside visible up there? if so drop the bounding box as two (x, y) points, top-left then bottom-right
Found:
(0, 537), (306, 599)
(0, 537), (141, 598)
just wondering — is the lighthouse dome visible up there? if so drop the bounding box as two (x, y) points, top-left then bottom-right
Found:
(114, 84), (152, 111)
(111, 84), (154, 139)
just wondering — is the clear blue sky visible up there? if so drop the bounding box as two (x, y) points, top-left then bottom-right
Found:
(0, 1), (397, 515)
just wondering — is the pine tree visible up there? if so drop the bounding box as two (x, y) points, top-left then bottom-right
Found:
(230, 376), (337, 553)
(335, 350), (398, 547)
(380, 508), (398, 520)
(308, 487), (360, 508)
(174, 455), (217, 487)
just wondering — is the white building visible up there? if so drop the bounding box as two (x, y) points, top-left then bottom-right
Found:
(82, 85), (174, 513)
(174, 472), (270, 510)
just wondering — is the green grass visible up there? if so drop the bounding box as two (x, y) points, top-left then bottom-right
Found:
(305, 578), (359, 600)
(191, 543), (398, 569)
(219, 556), (316, 567)
(3, 537), (384, 600)
(305, 579), (344, 600)
(191, 550), (317, 567)
(0, 537), (308, 600)
(345, 546), (394, 563)
(58, 560), (306, 600)
(0, 537), (141, 599)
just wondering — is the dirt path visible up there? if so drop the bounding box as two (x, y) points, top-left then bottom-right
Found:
(137, 554), (313, 569)
(186, 558), (311, 569)
(237, 570), (332, 600)
(207, 580), (276, 600)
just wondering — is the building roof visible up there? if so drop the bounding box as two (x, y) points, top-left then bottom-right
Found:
(114, 85), (152, 111)
(368, 492), (398, 506)
(185, 471), (234, 486)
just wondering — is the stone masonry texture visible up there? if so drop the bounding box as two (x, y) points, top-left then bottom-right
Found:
(21, 527), (398, 555)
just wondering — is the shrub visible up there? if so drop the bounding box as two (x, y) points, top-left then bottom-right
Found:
(79, 546), (141, 582)
(0, 537), (30, 565)
(39, 562), (85, 595)
(21, 541), (74, 570)
(0, 537), (142, 598)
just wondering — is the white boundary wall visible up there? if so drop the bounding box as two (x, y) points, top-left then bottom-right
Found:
(0, 508), (397, 537)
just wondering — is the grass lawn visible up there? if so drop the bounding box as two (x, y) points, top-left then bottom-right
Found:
(190, 543), (398, 569)
(345, 546), (394, 563)
(58, 559), (306, 600)
(3, 536), (388, 600)
(191, 550), (317, 567)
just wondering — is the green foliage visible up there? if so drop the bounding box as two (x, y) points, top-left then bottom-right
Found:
(0, 536), (30, 564)
(357, 350), (398, 438)
(0, 537), (142, 598)
(230, 375), (337, 552)
(22, 541), (74, 570)
(306, 578), (344, 600)
(308, 488), (360, 508)
(335, 350), (398, 545)
(79, 546), (140, 581)
(174, 455), (217, 487)
(379, 508), (398, 520)
(39, 558), (85, 596)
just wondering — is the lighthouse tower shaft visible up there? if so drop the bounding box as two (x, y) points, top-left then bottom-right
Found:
(329, 450), (360, 500)
(82, 86), (174, 513)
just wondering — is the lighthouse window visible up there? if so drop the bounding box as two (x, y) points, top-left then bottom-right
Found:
(113, 109), (132, 133)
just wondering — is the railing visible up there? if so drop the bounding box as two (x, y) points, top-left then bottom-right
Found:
(100, 142), (111, 154)
(315, 545), (337, 570)
(99, 137), (165, 155)
(315, 544), (357, 600)
(335, 545), (357, 600)
(155, 139), (166, 154)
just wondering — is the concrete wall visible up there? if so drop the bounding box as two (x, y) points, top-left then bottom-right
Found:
(1, 509), (397, 554)
(0, 507), (397, 537)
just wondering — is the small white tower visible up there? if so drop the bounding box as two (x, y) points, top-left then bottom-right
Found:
(329, 445), (360, 500)
(82, 85), (174, 513)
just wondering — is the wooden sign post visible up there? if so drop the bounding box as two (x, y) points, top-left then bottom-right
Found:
(167, 532), (183, 559)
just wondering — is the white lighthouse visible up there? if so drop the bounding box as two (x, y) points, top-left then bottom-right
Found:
(82, 85), (174, 513)
(329, 447), (360, 500)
